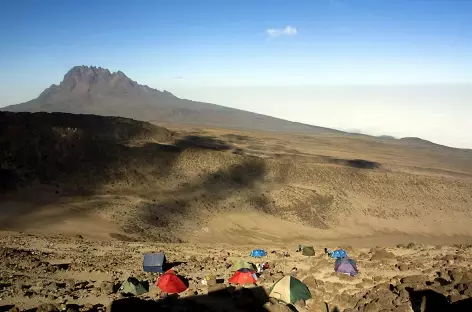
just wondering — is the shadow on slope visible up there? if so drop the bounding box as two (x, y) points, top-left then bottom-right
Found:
(128, 156), (284, 241)
(0, 112), (172, 192)
(274, 153), (382, 170)
(0, 112), (240, 194)
(408, 288), (472, 312)
(0, 112), (339, 241)
(176, 135), (232, 151)
(108, 286), (270, 312)
(325, 157), (381, 169)
(0, 112), (296, 241)
(0, 112), (245, 230)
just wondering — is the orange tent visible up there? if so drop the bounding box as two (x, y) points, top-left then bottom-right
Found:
(228, 268), (257, 285)
(156, 270), (188, 294)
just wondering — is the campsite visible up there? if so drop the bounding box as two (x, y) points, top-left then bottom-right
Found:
(1, 1), (472, 309)
(1, 232), (472, 311)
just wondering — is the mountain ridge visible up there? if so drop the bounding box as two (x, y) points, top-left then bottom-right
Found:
(1, 65), (346, 136)
(1, 65), (465, 150)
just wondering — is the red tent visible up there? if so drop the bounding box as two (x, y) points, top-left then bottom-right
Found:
(228, 268), (257, 285)
(157, 270), (188, 294)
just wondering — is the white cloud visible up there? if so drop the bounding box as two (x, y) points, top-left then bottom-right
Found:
(266, 26), (297, 38)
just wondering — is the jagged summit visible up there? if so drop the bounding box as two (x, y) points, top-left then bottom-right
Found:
(58, 65), (140, 93)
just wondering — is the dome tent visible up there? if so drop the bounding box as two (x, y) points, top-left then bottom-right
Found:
(269, 276), (312, 304)
(156, 270), (188, 294)
(334, 258), (358, 276)
(250, 249), (267, 258)
(119, 277), (148, 296)
(302, 246), (315, 256)
(330, 249), (348, 259)
(228, 268), (257, 285)
(230, 259), (256, 271)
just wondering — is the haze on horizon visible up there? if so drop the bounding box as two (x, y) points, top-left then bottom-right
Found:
(0, 0), (471, 148)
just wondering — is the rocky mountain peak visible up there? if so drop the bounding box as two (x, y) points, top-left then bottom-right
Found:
(60, 65), (127, 89)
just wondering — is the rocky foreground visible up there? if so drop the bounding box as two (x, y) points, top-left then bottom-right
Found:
(0, 232), (472, 312)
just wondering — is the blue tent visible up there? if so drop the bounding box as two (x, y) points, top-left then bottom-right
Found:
(330, 249), (348, 259)
(250, 249), (267, 258)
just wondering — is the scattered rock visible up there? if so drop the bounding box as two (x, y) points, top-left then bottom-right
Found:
(305, 298), (328, 312)
(100, 281), (115, 295)
(364, 300), (382, 312)
(36, 304), (59, 312)
(397, 264), (411, 271)
(392, 304), (412, 312)
(400, 275), (429, 284)
(266, 303), (293, 312)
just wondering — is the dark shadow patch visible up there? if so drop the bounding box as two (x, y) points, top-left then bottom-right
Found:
(314, 155), (381, 169)
(326, 157), (380, 169)
(345, 159), (380, 169)
(108, 286), (270, 312)
(433, 278), (451, 286)
(408, 288), (472, 312)
(0, 169), (19, 191)
(135, 157), (278, 237)
(0, 305), (16, 312)
(0, 112), (301, 242)
(175, 135), (232, 151)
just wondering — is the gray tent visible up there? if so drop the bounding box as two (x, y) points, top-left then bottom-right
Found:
(143, 252), (166, 273)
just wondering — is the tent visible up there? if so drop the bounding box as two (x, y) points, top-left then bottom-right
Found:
(143, 252), (166, 273)
(157, 270), (188, 294)
(230, 259), (256, 271)
(269, 276), (312, 304)
(228, 268), (257, 285)
(250, 249), (267, 258)
(330, 249), (348, 259)
(302, 246), (315, 256)
(119, 277), (148, 296)
(334, 258), (358, 276)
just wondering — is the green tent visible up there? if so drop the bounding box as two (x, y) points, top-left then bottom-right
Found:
(119, 277), (148, 296)
(269, 276), (312, 304)
(230, 259), (256, 271)
(302, 246), (315, 256)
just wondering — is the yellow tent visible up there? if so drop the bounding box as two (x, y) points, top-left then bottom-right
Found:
(269, 276), (312, 304)
(230, 259), (256, 271)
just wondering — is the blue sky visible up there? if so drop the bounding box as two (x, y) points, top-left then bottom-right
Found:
(0, 0), (471, 147)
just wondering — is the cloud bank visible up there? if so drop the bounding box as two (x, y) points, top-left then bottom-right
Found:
(266, 26), (297, 38)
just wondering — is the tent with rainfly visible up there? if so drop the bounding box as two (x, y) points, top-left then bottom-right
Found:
(269, 276), (312, 304)
(302, 246), (315, 256)
(334, 258), (358, 276)
(250, 249), (267, 258)
(230, 259), (256, 271)
(119, 277), (148, 296)
(156, 270), (188, 294)
(330, 249), (348, 259)
(228, 268), (257, 285)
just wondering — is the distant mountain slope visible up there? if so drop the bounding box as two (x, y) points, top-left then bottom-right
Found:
(1, 66), (342, 135)
(400, 137), (446, 147)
